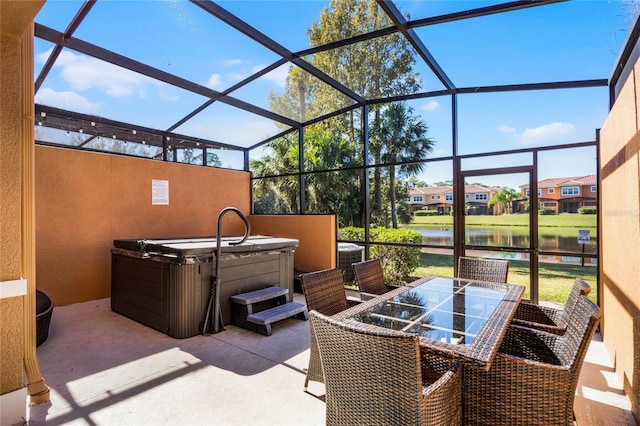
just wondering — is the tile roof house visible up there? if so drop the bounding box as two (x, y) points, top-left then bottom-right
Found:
(519, 175), (597, 214)
(408, 185), (500, 215)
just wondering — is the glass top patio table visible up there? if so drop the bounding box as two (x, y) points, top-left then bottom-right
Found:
(334, 276), (524, 369)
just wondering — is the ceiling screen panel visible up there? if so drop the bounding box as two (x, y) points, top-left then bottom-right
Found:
(34, 47), (209, 131)
(173, 100), (291, 149)
(71, 1), (282, 94)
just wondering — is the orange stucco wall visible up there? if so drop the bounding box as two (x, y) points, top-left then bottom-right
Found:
(1, 0), (46, 409)
(1, 25), (28, 397)
(35, 146), (251, 306)
(250, 215), (337, 272)
(600, 63), (640, 420)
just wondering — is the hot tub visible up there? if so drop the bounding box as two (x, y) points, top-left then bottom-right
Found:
(110, 235), (299, 338)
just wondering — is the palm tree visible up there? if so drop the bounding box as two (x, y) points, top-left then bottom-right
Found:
(371, 102), (435, 228)
(250, 133), (300, 213)
(303, 127), (361, 226)
(488, 187), (520, 214)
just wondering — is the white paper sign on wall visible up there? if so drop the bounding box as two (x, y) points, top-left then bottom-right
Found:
(152, 179), (169, 205)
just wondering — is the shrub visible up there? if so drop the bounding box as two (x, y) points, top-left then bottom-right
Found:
(338, 226), (422, 284)
(338, 226), (364, 241)
(539, 209), (555, 215)
(578, 207), (596, 214)
(414, 210), (439, 216)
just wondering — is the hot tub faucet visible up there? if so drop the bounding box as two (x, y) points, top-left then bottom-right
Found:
(203, 207), (251, 334)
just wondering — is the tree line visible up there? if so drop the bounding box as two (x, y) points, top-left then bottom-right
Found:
(251, 0), (434, 229)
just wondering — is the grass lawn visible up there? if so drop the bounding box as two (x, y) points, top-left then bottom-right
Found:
(349, 213), (599, 306)
(414, 252), (597, 305)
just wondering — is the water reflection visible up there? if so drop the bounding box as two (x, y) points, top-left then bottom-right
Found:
(355, 291), (434, 331)
(408, 225), (597, 255)
(353, 278), (509, 346)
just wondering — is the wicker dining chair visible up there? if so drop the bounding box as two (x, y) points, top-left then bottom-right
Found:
(299, 268), (360, 391)
(512, 277), (591, 335)
(310, 310), (462, 426)
(463, 295), (602, 425)
(352, 258), (395, 299)
(457, 256), (509, 283)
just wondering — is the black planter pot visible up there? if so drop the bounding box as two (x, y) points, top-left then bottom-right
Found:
(36, 289), (53, 347)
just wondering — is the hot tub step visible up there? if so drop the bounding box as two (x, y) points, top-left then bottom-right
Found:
(246, 302), (308, 336)
(230, 286), (308, 336)
(230, 286), (289, 307)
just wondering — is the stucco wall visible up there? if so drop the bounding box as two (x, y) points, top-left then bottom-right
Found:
(0, 31), (25, 395)
(34, 147), (338, 307)
(1, 0), (46, 400)
(600, 63), (640, 420)
(250, 215), (337, 272)
(35, 146), (251, 306)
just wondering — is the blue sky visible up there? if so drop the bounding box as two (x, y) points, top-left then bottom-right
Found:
(33, 0), (635, 188)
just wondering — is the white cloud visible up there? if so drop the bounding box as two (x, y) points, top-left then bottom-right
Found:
(206, 73), (223, 90)
(36, 49), (53, 64)
(223, 59), (245, 66)
(498, 122), (576, 145)
(180, 114), (281, 148)
(520, 122), (576, 144)
(35, 87), (100, 113)
(258, 64), (289, 88)
(498, 125), (516, 134)
(156, 86), (181, 102)
(40, 49), (177, 100)
(226, 72), (249, 82)
(421, 100), (440, 111)
(54, 50), (151, 97)
(217, 62), (288, 88)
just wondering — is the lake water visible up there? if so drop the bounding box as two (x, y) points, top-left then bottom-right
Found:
(406, 225), (597, 258)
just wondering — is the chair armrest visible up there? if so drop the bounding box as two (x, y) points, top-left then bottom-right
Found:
(514, 301), (564, 325)
(495, 351), (571, 373)
(422, 360), (461, 395)
(511, 318), (565, 335)
(500, 324), (564, 365)
(421, 361), (462, 424)
(346, 296), (363, 307)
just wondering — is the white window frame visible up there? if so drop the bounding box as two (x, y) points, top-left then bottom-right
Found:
(590, 185), (597, 192)
(561, 186), (580, 196)
(412, 195), (423, 202)
(548, 188), (555, 194)
(445, 194), (453, 201)
(475, 193), (488, 201)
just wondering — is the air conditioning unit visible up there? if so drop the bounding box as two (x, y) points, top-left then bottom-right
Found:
(337, 243), (365, 284)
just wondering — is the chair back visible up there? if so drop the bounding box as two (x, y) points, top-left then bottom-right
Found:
(558, 278), (592, 327)
(557, 295), (602, 370)
(300, 268), (348, 316)
(457, 256), (509, 283)
(309, 311), (427, 425)
(352, 258), (388, 295)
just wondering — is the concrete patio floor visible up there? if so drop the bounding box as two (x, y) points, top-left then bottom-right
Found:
(26, 292), (636, 425)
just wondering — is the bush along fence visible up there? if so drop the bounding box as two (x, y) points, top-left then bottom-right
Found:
(338, 226), (422, 284)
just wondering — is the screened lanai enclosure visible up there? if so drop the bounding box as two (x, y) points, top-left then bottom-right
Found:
(33, 0), (636, 304)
